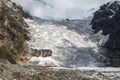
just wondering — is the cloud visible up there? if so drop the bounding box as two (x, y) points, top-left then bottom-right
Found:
(12, 0), (112, 19)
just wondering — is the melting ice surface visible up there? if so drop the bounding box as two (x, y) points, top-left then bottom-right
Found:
(25, 18), (109, 67)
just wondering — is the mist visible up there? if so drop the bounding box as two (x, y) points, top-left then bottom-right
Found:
(12, 0), (113, 19)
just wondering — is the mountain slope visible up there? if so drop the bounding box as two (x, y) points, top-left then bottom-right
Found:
(0, 0), (35, 64)
(91, 1), (120, 66)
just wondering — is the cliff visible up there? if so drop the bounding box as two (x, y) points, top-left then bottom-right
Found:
(0, 0), (34, 64)
(91, 1), (120, 66)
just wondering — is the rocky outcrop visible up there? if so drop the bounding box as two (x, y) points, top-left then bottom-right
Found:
(91, 1), (120, 66)
(32, 49), (52, 57)
(0, 0), (42, 64)
(12, 2), (33, 19)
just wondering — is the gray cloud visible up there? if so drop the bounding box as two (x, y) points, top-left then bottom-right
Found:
(12, 0), (113, 19)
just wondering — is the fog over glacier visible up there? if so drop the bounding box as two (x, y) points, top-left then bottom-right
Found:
(12, 0), (112, 19)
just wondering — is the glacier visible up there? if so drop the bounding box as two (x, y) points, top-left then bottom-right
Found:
(25, 18), (109, 67)
(11, 0), (116, 67)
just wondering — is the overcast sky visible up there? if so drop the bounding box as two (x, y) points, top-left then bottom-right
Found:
(12, 0), (115, 19)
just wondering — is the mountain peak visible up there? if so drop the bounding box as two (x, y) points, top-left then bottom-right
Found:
(100, 1), (120, 11)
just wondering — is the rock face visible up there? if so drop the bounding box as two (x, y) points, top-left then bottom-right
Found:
(40, 49), (52, 57)
(12, 3), (33, 19)
(91, 1), (120, 66)
(0, 0), (40, 64)
(31, 49), (52, 57)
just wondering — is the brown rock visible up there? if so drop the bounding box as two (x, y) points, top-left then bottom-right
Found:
(31, 49), (52, 57)
(40, 49), (52, 57)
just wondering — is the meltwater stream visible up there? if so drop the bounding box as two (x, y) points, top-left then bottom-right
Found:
(25, 18), (109, 67)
